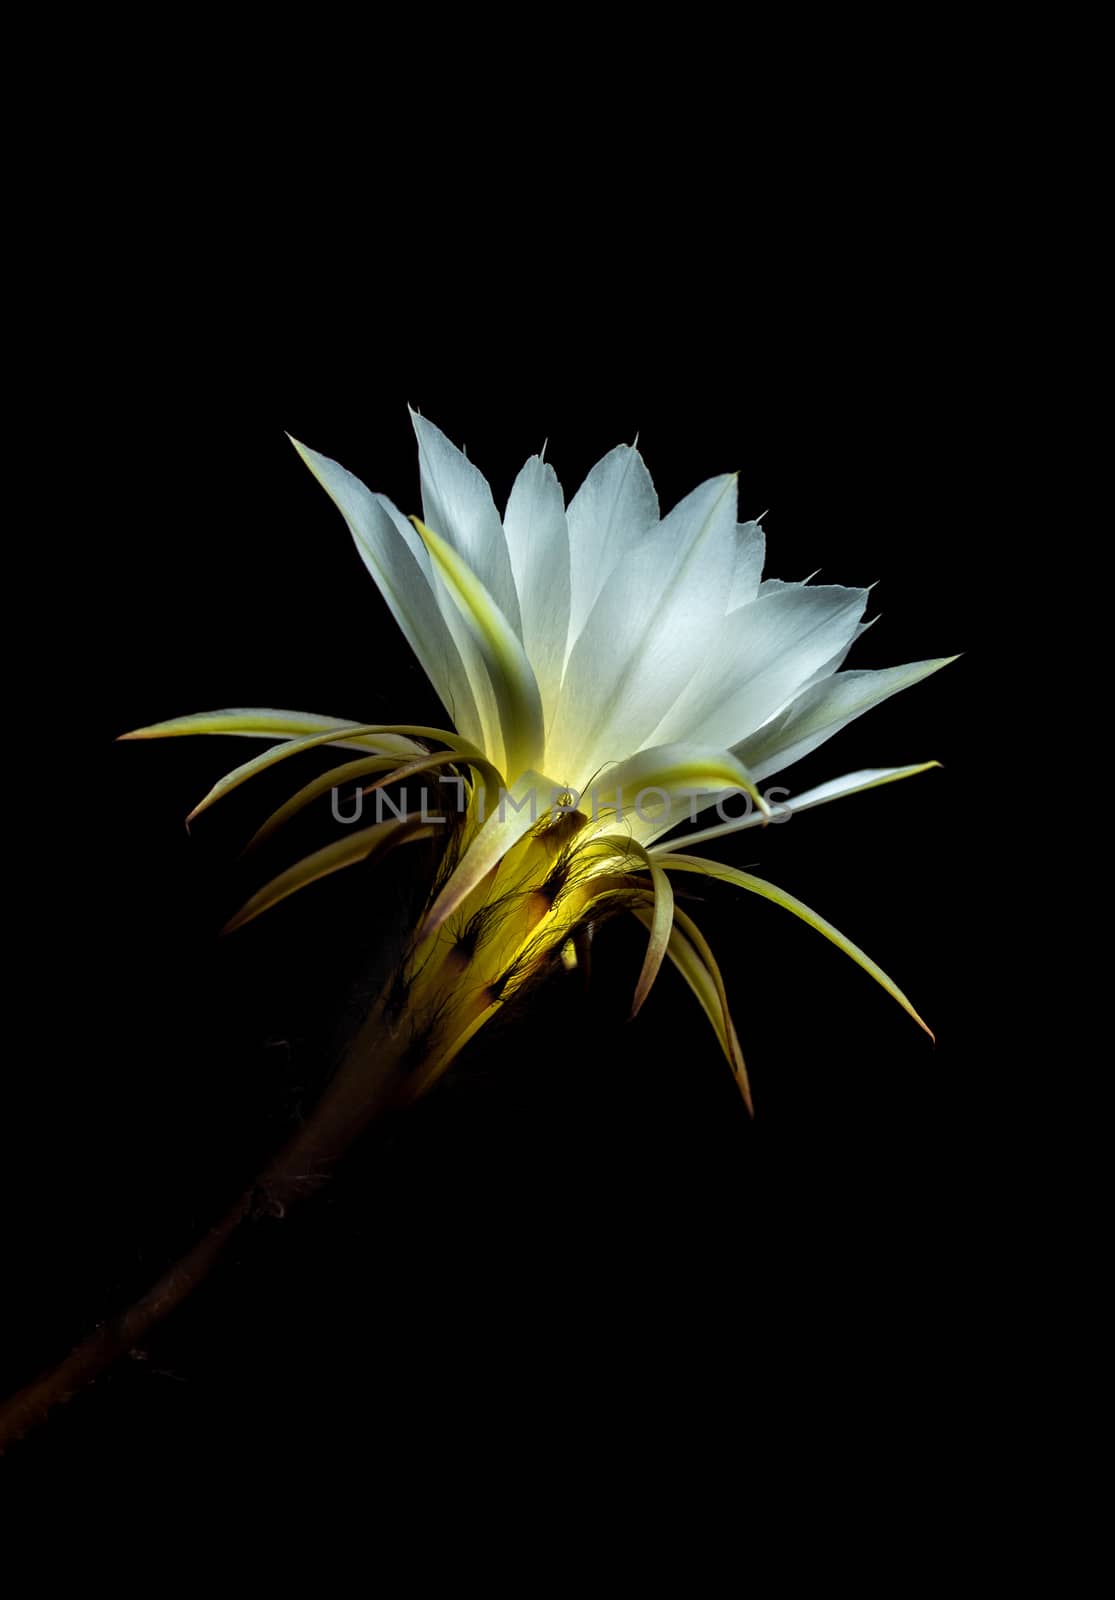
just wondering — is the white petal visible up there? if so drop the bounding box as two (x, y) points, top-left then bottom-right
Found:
(371, 489), (504, 762)
(737, 615), (874, 750)
(728, 520), (766, 609)
(735, 657), (957, 780)
(564, 443), (659, 652)
(549, 475), (739, 784)
(502, 455), (571, 730)
(410, 409), (522, 636)
(797, 617), (876, 693)
(412, 517), (545, 782)
(647, 585), (869, 752)
(757, 576), (817, 597)
(289, 438), (484, 749)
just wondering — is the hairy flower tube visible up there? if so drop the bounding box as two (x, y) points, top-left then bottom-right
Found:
(123, 412), (954, 1111)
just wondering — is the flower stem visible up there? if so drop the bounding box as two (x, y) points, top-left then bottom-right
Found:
(0, 987), (421, 1453)
(1, 814), (602, 1451)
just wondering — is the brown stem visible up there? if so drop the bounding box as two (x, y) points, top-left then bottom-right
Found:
(0, 998), (417, 1453)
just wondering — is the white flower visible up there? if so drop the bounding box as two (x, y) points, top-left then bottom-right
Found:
(124, 412), (953, 1105)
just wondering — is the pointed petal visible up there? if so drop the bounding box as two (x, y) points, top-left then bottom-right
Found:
(409, 409), (522, 636)
(728, 520), (765, 609)
(223, 817), (435, 934)
(793, 617), (876, 697)
(734, 657), (959, 780)
(502, 454), (571, 728)
(711, 616), (879, 782)
(757, 574), (819, 597)
(411, 517), (545, 782)
(652, 761), (942, 851)
(289, 437), (484, 748)
(367, 486), (505, 757)
(648, 584), (869, 751)
(659, 854), (934, 1039)
(549, 475), (740, 783)
(565, 443), (659, 650)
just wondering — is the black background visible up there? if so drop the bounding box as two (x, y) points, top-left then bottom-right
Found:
(10, 287), (998, 1491)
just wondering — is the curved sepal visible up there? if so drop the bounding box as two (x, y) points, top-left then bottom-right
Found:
(653, 761), (941, 853)
(659, 853), (934, 1039)
(223, 816), (435, 934)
